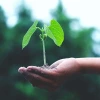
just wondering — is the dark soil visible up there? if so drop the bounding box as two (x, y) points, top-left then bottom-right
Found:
(41, 64), (50, 69)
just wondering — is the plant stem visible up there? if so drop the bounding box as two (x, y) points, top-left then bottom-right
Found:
(42, 38), (47, 66)
(37, 27), (47, 66)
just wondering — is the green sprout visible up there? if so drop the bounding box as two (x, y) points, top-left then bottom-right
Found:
(22, 19), (64, 67)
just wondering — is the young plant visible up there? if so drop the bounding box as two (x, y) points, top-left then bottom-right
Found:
(22, 19), (64, 67)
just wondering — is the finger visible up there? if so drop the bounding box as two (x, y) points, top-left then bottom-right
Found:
(22, 70), (58, 90)
(18, 67), (27, 74)
(56, 58), (79, 75)
(50, 59), (65, 68)
(50, 58), (75, 69)
(18, 67), (59, 90)
(26, 66), (57, 80)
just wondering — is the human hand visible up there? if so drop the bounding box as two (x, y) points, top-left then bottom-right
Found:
(18, 58), (80, 91)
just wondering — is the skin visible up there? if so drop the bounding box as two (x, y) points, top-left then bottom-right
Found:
(18, 58), (100, 91)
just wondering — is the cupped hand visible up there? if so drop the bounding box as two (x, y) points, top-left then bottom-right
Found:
(18, 58), (80, 91)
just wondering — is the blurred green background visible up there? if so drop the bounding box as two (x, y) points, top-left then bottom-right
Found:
(0, 0), (100, 100)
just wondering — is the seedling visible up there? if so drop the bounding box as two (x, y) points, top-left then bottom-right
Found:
(22, 19), (64, 67)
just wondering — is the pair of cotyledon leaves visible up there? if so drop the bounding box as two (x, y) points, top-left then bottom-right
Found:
(22, 19), (64, 49)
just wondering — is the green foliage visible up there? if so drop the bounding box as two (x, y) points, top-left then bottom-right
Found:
(22, 19), (64, 65)
(22, 20), (38, 49)
(22, 19), (64, 49)
(45, 19), (64, 46)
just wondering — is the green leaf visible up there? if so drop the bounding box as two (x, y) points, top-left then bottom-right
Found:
(22, 20), (38, 49)
(44, 25), (56, 43)
(46, 19), (64, 46)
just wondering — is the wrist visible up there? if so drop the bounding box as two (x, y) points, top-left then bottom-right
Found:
(75, 58), (100, 74)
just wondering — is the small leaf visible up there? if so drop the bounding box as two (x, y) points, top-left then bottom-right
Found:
(44, 25), (56, 43)
(22, 20), (38, 49)
(47, 19), (64, 46)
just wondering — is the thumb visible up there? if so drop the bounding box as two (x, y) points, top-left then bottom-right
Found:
(56, 58), (80, 76)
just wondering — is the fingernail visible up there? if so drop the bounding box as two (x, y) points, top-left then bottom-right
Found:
(18, 67), (25, 74)
(18, 69), (24, 74)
